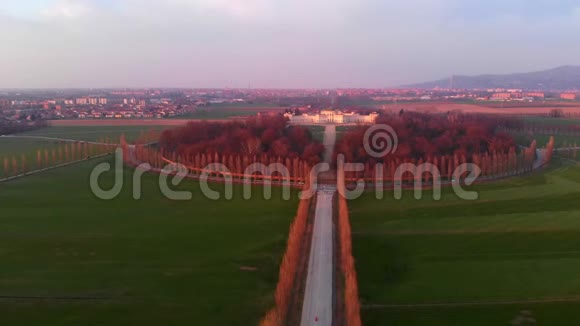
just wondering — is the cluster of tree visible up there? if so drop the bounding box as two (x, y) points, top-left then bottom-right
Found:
(260, 190), (311, 326)
(0, 120), (47, 135)
(549, 109), (565, 118)
(159, 116), (324, 164)
(335, 112), (519, 164)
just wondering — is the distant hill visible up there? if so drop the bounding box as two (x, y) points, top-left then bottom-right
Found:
(406, 66), (580, 90)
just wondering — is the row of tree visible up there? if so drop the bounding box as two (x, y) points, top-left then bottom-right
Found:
(158, 150), (313, 183)
(260, 186), (312, 326)
(337, 164), (362, 326)
(342, 146), (539, 182)
(0, 120), (47, 135)
(0, 140), (116, 179)
(127, 143), (314, 184)
(556, 141), (579, 160)
(159, 116), (325, 165)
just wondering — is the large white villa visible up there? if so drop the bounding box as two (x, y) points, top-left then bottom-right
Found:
(284, 109), (379, 125)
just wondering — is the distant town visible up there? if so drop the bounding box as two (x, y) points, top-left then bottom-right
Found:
(0, 87), (579, 133)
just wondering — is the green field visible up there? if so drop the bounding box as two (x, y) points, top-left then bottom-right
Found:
(515, 116), (580, 148)
(350, 161), (580, 325)
(307, 125), (359, 143)
(0, 157), (297, 325)
(18, 126), (169, 142)
(0, 138), (60, 156)
(0, 126), (173, 178)
(0, 138), (64, 178)
(307, 126), (326, 142)
(522, 116), (580, 127)
(510, 132), (580, 148)
(174, 103), (287, 119)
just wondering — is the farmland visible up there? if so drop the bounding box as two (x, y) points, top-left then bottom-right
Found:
(522, 116), (580, 127)
(18, 126), (169, 142)
(0, 126), (173, 178)
(378, 102), (580, 116)
(173, 104), (288, 120)
(0, 157), (298, 325)
(349, 161), (580, 325)
(510, 132), (580, 149)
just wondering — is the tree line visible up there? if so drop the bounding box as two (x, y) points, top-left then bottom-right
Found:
(159, 116), (325, 165)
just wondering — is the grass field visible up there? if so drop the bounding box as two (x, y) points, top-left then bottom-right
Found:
(174, 104), (287, 120)
(307, 125), (360, 143)
(18, 126), (169, 142)
(510, 132), (580, 148)
(349, 161), (580, 325)
(522, 116), (580, 127)
(307, 126), (326, 142)
(0, 138), (65, 178)
(0, 126), (172, 177)
(0, 157), (297, 325)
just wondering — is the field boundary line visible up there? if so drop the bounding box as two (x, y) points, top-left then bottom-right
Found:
(0, 153), (112, 183)
(0, 135), (119, 145)
(352, 227), (580, 236)
(362, 296), (580, 309)
(0, 294), (117, 301)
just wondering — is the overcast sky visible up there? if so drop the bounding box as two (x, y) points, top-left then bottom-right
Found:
(1, 0), (579, 88)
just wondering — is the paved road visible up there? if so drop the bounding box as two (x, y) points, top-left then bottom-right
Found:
(300, 190), (334, 326)
(322, 125), (336, 164)
(300, 124), (337, 326)
(534, 149), (546, 169)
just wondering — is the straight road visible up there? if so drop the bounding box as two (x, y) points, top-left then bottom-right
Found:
(300, 190), (334, 326)
(322, 125), (336, 164)
(300, 124), (337, 326)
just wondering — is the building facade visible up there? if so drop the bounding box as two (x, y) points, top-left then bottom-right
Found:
(561, 93), (577, 100)
(284, 109), (378, 124)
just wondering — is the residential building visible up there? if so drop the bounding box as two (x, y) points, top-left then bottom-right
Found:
(284, 109), (378, 124)
(561, 93), (577, 100)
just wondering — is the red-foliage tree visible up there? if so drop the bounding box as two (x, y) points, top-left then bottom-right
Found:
(335, 112), (517, 164)
(160, 116), (324, 164)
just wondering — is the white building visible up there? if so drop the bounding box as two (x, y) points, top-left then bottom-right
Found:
(284, 109), (378, 125)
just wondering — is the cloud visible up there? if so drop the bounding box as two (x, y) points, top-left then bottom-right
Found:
(41, 0), (94, 18)
(0, 0), (579, 88)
